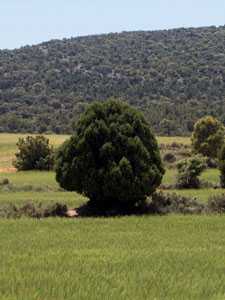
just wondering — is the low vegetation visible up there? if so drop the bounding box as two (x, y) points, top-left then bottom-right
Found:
(13, 135), (54, 170)
(0, 202), (68, 218)
(176, 155), (207, 189)
(208, 194), (225, 213)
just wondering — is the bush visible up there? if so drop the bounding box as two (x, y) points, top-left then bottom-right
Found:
(206, 157), (218, 169)
(163, 152), (176, 163)
(0, 178), (9, 185)
(0, 202), (68, 218)
(191, 116), (225, 158)
(13, 135), (54, 171)
(149, 191), (205, 215)
(171, 142), (182, 149)
(55, 100), (164, 210)
(218, 144), (225, 188)
(207, 194), (225, 213)
(176, 155), (207, 188)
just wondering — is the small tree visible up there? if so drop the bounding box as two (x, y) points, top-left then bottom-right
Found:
(219, 144), (225, 188)
(55, 100), (164, 210)
(13, 135), (54, 171)
(191, 116), (225, 158)
(176, 156), (207, 189)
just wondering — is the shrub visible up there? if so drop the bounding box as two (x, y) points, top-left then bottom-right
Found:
(13, 135), (54, 171)
(218, 144), (225, 188)
(55, 100), (164, 210)
(149, 191), (205, 214)
(176, 155), (207, 188)
(163, 152), (176, 163)
(191, 116), (225, 158)
(171, 142), (182, 149)
(0, 178), (9, 185)
(206, 157), (218, 169)
(208, 194), (225, 213)
(0, 202), (68, 218)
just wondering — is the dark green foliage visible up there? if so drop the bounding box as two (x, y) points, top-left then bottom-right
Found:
(0, 178), (9, 185)
(219, 144), (225, 188)
(149, 191), (205, 214)
(55, 100), (164, 209)
(1, 26), (225, 134)
(176, 156), (207, 189)
(191, 116), (225, 158)
(13, 135), (54, 171)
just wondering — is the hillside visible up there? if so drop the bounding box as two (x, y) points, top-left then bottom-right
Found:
(1, 25), (225, 135)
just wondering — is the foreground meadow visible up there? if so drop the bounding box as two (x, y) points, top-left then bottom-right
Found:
(1, 216), (225, 300)
(1, 134), (225, 299)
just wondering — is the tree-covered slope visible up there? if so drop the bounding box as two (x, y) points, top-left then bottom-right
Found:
(1, 25), (225, 135)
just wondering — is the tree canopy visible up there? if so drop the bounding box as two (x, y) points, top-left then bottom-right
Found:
(191, 116), (225, 158)
(55, 100), (164, 209)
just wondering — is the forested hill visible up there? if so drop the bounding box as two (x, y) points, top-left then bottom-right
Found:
(1, 25), (225, 135)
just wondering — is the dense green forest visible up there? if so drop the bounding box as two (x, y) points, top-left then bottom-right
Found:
(1, 25), (225, 135)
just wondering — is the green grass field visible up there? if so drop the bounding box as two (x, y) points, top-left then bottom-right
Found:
(0, 168), (222, 205)
(1, 216), (225, 300)
(162, 168), (220, 186)
(157, 135), (191, 145)
(162, 168), (224, 201)
(1, 133), (225, 299)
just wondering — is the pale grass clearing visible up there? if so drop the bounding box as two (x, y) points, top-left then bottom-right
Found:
(0, 134), (190, 169)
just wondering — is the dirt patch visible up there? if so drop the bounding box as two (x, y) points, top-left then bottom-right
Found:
(66, 209), (79, 218)
(0, 167), (17, 173)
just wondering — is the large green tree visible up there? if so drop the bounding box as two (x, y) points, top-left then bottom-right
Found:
(55, 100), (164, 209)
(191, 116), (225, 158)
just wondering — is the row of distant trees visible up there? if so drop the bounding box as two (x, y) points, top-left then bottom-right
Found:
(2, 27), (225, 135)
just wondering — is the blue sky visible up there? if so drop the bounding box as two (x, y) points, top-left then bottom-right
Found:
(1, 0), (225, 49)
